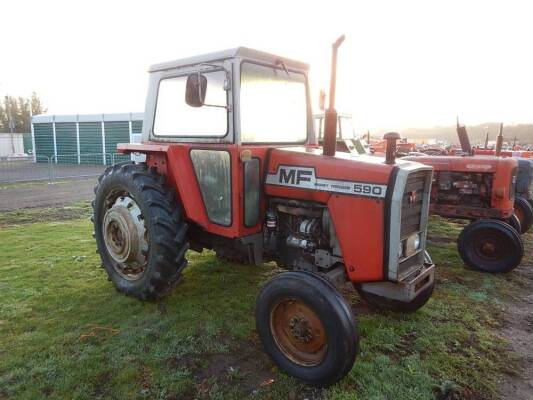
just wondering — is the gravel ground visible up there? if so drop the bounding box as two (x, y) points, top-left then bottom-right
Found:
(0, 178), (96, 211)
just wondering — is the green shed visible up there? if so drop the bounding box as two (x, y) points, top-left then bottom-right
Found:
(31, 113), (143, 164)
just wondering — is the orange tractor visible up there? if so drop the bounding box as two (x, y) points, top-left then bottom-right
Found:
(404, 121), (525, 273)
(92, 37), (435, 385)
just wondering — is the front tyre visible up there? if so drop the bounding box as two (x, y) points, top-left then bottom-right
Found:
(255, 272), (358, 387)
(93, 162), (189, 300)
(457, 219), (523, 273)
(513, 196), (533, 233)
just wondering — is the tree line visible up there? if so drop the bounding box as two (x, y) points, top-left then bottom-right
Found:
(0, 93), (46, 133)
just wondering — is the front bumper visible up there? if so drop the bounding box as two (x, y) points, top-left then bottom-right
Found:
(359, 251), (435, 302)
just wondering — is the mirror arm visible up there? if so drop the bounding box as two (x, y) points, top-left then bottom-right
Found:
(202, 103), (231, 111)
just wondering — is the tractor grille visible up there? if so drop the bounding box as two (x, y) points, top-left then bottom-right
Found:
(398, 169), (432, 280)
(400, 170), (429, 239)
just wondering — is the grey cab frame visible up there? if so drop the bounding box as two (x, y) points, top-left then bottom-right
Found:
(142, 48), (316, 145)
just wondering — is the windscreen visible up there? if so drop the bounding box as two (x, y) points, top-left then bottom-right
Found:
(240, 62), (307, 143)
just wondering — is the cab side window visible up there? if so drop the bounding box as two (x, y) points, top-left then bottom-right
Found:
(153, 71), (227, 137)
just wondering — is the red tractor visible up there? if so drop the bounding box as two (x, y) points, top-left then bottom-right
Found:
(404, 121), (524, 273)
(92, 37), (436, 386)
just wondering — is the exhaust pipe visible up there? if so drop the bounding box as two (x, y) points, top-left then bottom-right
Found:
(384, 132), (400, 164)
(323, 35), (345, 157)
(495, 123), (503, 156)
(484, 131), (489, 149)
(456, 117), (472, 155)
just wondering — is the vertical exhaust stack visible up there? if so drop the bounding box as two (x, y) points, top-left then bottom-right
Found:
(384, 132), (400, 164)
(323, 35), (345, 157)
(456, 117), (472, 155)
(495, 123), (504, 156)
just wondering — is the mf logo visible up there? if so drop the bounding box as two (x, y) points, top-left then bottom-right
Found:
(279, 167), (314, 185)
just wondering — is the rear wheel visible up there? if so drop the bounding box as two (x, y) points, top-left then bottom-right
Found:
(355, 282), (434, 313)
(93, 162), (189, 300)
(513, 196), (533, 233)
(255, 272), (358, 387)
(457, 219), (523, 273)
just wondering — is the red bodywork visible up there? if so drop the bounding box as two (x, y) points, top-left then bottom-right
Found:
(371, 139), (416, 155)
(473, 148), (533, 159)
(119, 143), (396, 283)
(404, 155), (517, 219)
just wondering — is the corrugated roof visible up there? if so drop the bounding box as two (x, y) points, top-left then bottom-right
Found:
(32, 112), (144, 124)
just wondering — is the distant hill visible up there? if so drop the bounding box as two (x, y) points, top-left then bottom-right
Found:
(395, 123), (533, 146)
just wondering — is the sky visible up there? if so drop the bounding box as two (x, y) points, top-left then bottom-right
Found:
(1, 0), (532, 132)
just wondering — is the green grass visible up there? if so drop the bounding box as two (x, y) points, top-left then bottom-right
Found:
(0, 212), (528, 399)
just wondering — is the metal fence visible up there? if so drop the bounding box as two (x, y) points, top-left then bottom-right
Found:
(0, 153), (133, 184)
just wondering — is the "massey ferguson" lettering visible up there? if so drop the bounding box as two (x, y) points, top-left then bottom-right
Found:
(266, 166), (387, 199)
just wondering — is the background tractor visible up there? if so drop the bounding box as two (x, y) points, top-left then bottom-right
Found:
(314, 112), (369, 155)
(470, 124), (533, 234)
(92, 37), (435, 386)
(404, 121), (525, 273)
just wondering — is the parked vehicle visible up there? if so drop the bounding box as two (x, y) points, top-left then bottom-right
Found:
(92, 37), (435, 386)
(314, 113), (369, 155)
(404, 121), (525, 273)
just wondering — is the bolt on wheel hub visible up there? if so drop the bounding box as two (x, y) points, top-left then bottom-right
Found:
(103, 196), (148, 280)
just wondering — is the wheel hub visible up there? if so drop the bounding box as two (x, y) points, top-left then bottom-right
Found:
(473, 233), (505, 261)
(482, 241), (496, 255)
(289, 316), (313, 343)
(270, 298), (327, 367)
(103, 196), (148, 280)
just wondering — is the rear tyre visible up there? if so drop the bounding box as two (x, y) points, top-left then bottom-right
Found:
(355, 282), (433, 313)
(255, 272), (358, 387)
(457, 219), (523, 273)
(513, 196), (533, 233)
(93, 162), (189, 300)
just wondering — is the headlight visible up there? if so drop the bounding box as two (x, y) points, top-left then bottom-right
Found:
(405, 232), (421, 257)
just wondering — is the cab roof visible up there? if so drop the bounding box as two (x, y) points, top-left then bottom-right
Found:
(149, 47), (310, 73)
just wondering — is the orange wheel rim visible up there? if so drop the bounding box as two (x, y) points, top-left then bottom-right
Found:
(269, 297), (327, 366)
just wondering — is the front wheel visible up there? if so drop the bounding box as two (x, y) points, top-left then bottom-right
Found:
(457, 219), (523, 273)
(513, 196), (533, 234)
(255, 272), (358, 387)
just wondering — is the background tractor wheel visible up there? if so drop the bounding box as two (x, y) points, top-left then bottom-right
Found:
(92, 162), (189, 300)
(506, 214), (522, 234)
(513, 196), (533, 233)
(457, 219), (523, 273)
(255, 272), (358, 387)
(355, 282), (434, 313)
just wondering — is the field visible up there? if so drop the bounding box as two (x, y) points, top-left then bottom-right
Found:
(0, 204), (532, 400)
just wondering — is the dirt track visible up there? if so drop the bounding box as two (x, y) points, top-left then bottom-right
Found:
(0, 179), (96, 211)
(501, 232), (533, 400)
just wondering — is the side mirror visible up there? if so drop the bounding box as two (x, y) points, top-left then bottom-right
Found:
(185, 73), (207, 107)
